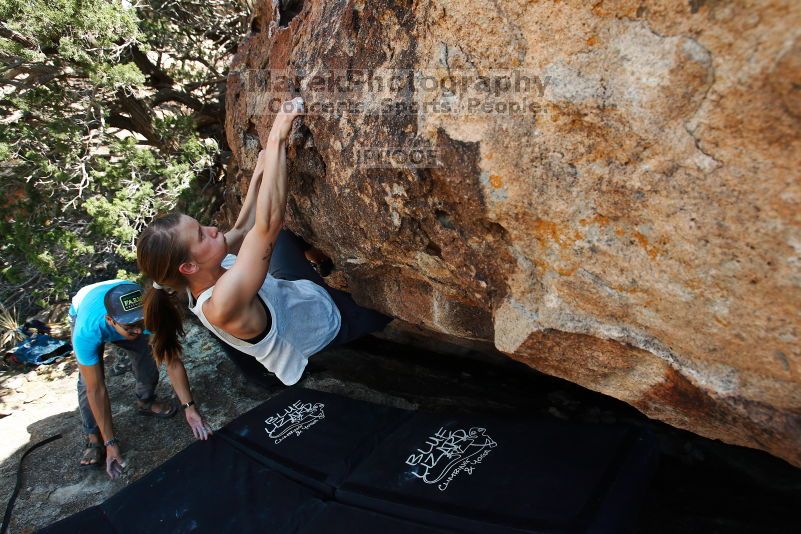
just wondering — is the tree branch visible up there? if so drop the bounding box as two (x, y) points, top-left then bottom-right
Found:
(150, 87), (208, 112)
(109, 89), (175, 151)
(0, 23), (38, 50)
(128, 44), (174, 88)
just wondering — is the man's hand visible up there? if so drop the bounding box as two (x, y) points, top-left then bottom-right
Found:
(185, 406), (213, 440)
(106, 444), (127, 480)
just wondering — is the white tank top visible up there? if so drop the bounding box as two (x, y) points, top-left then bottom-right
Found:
(187, 254), (341, 385)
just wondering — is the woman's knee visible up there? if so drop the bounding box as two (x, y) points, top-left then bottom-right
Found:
(269, 229), (321, 282)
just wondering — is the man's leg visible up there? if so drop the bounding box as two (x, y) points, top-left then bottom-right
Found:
(73, 316), (100, 436)
(77, 356), (102, 436)
(76, 349), (105, 465)
(112, 335), (158, 403)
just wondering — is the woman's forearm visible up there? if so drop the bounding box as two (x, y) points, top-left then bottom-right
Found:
(233, 99), (299, 241)
(268, 135), (288, 228)
(231, 153), (265, 235)
(255, 134), (289, 234)
(166, 359), (193, 405)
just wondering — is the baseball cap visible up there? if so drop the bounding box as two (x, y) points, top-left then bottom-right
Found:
(104, 283), (145, 324)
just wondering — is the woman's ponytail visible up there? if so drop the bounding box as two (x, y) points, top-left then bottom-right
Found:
(136, 212), (189, 366)
(143, 286), (184, 366)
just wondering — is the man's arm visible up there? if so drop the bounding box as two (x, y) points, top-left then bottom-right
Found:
(79, 363), (114, 442)
(166, 358), (212, 440)
(78, 362), (125, 478)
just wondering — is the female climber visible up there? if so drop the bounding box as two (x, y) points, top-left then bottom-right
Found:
(136, 97), (391, 405)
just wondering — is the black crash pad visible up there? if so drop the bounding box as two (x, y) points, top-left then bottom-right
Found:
(38, 505), (114, 534)
(219, 387), (412, 494)
(40, 387), (657, 533)
(103, 437), (324, 533)
(338, 412), (659, 533)
(297, 502), (451, 534)
(101, 437), (325, 533)
(38, 437), (447, 534)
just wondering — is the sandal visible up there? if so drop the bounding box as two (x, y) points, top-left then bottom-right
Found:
(79, 439), (105, 469)
(136, 398), (178, 419)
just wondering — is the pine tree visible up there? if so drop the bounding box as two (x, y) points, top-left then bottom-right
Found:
(0, 0), (251, 313)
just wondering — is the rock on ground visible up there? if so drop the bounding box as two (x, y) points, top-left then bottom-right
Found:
(222, 0), (801, 466)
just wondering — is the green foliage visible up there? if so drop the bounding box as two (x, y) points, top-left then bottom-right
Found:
(115, 269), (140, 283)
(89, 62), (147, 89)
(0, 0), (250, 315)
(0, 303), (24, 352)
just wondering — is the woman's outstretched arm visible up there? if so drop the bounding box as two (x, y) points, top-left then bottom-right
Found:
(224, 152), (266, 255)
(204, 98), (303, 331)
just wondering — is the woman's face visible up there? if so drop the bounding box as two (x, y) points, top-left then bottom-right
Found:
(178, 214), (227, 271)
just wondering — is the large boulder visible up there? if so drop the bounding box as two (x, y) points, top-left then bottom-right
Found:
(223, 0), (801, 466)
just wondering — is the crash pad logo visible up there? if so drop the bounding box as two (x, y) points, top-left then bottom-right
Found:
(405, 426), (497, 491)
(264, 400), (325, 444)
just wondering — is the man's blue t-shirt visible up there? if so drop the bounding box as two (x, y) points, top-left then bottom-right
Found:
(70, 280), (131, 366)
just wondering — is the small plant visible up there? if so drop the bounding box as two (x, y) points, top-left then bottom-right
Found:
(0, 304), (24, 352)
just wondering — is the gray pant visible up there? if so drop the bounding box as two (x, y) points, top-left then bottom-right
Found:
(76, 333), (159, 435)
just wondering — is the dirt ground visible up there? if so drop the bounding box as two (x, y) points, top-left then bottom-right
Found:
(2, 319), (801, 533)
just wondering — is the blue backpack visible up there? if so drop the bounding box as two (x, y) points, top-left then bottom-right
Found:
(6, 320), (71, 366)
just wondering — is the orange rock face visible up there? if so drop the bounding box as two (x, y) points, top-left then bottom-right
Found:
(224, 0), (801, 466)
